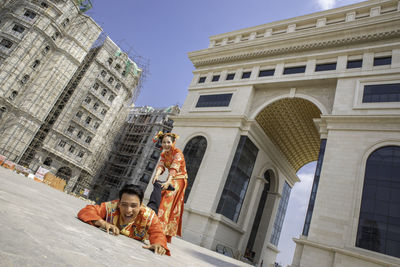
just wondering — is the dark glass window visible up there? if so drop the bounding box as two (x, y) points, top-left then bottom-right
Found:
(270, 182), (291, 246)
(242, 72), (251, 79)
(43, 157), (52, 166)
(216, 136), (258, 222)
(283, 66), (306, 74)
(12, 24), (25, 34)
(258, 69), (275, 77)
(198, 77), (206, 83)
(315, 63), (336, 72)
(356, 146), (400, 258)
(24, 10), (36, 19)
(246, 170), (271, 255)
(373, 56), (392, 66)
(347, 59), (362, 69)
(303, 139), (327, 236)
(362, 83), (400, 103)
(196, 93), (233, 108)
(212, 75), (220, 82)
(0, 39), (13, 49)
(226, 73), (235, 80)
(140, 173), (150, 183)
(183, 136), (207, 203)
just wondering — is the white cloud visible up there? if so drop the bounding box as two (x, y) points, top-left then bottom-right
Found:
(317, 0), (336, 10)
(316, 0), (366, 10)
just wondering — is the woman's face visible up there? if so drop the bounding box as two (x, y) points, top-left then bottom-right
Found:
(161, 136), (173, 151)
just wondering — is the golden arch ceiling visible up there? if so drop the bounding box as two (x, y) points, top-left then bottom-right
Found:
(255, 98), (322, 171)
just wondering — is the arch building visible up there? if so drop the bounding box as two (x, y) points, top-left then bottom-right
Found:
(160, 1), (400, 266)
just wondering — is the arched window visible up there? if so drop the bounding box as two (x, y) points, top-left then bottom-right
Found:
(182, 136), (207, 203)
(101, 89), (107, 96)
(21, 75), (29, 84)
(43, 157), (52, 166)
(0, 106), (7, 119)
(43, 45), (50, 55)
(32, 60), (40, 69)
(356, 145), (400, 258)
(9, 91), (18, 100)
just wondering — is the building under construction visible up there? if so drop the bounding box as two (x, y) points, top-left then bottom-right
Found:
(0, 0), (143, 195)
(91, 105), (180, 202)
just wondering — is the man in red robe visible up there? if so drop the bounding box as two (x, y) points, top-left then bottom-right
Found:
(78, 184), (170, 255)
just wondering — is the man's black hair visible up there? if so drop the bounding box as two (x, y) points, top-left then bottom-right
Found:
(118, 184), (144, 203)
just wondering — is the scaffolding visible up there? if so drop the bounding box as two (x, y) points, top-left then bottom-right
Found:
(0, 0), (149, 199)
(90, 105), (180, 202)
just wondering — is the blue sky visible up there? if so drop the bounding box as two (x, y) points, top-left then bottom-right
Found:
(88, 0), (364, 108)
(88, 0), (363, 266)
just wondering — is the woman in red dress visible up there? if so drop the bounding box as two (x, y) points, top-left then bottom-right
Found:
(152, 132), (187, 243)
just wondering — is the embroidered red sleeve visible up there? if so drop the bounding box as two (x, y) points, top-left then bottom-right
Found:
(77, 202), (107, 225)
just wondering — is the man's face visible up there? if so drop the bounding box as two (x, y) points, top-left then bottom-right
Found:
(118, 193), (141, 225)
(161, 136), (173, 152)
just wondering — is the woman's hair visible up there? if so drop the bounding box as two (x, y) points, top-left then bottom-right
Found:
(153, 131), (179, 144)
(118, 184), (144, 203)
(162, 134), (175, 143)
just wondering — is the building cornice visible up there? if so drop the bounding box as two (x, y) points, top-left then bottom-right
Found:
(189, 0), (400, 68)
(190, 25), (400, 67)
(320, 114), (400, 132)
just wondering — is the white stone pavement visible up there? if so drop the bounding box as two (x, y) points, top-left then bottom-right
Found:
(0, 168), (252, 267)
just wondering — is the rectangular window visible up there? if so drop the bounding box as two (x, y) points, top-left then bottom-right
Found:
(259, 69), (275, 77)
(68, 146), (75, 153)
(373, 56), (392, 66)
(270, 182), (292, 246)
(242, 71), (251, 79)
(24, 10), (36, 19)
(362, 83), (400, 103)
(198, 77), (206, 83)
(196, 93), (233, 108)
(212, 75), (220, 82)
(77, 151), (85, 158)
(58, 140), (66, 148)
(140, 173), (151, 183)
(283, 66), (306, 74)
(0, 39), (13, 49)
(315, 62), (336, 72)
(12, 24), (25, 34)
(67, 125), (74, 133)
(226, 73), (235, 80)
(347, 59), (362, 69)
(85, 116), (92, 124)
(216, 136), (259, 222)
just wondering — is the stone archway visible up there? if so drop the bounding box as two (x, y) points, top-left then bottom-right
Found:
(56, 166), (72, 183)
(255, 97), (322, 171)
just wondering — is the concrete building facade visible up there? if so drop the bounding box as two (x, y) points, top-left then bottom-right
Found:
(92, 105), (180, 202)
(0, 1), (142, 195)
(155, 1), (400, 266)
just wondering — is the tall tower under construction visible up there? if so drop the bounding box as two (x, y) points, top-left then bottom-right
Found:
(0, 1), (142, 195)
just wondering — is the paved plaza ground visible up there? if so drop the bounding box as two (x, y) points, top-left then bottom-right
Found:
(0, 167), (252, 267)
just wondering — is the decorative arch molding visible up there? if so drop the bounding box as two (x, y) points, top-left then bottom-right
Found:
(250, 93), (327, 120)
(182, 134), (209, 203)
(181, 131), (211, 150)
(257, 163), (279, 194)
